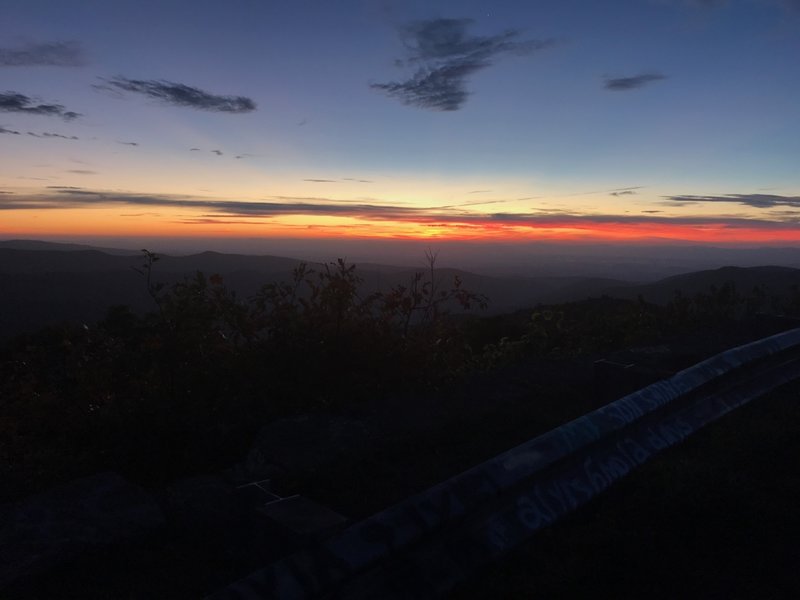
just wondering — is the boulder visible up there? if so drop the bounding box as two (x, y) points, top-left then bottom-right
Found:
(244, 414), (371, 478)
(0, 471), (164, 588)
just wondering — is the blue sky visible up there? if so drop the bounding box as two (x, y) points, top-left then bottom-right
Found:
(1, 0), (799, 247)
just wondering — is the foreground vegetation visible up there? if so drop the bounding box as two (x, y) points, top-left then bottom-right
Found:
(2, 254), (800, 503)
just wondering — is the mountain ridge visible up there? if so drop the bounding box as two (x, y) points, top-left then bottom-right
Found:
(2, 240), (800, 341)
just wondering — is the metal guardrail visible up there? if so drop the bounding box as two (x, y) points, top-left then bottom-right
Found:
(209, 327), (800, 599)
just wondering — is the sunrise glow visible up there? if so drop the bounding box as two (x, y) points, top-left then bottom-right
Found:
(1, 1), (799, 250)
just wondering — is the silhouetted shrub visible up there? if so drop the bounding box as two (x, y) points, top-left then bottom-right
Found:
(0, 252), (488, 495)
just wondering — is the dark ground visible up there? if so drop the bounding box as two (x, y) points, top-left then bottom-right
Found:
(3, 317), (799, 599)
(449, 377), (800, 600)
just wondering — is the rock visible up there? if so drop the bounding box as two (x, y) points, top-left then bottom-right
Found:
(162, 475), (239, 532)
(0, 471), (164, 588)
(244, 414), (371, 477)
(258, 495), (348, 540)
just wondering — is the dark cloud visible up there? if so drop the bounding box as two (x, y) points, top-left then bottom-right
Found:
(667, 193), (800, 208)
(372, 18), (555, 111)
(189, 148), (201, 151)
(43, 132), (78, 139)
(0, 189), (428, 219)
(0, 125), (20, 135)
(304, 178), (337, 183)
(117, 140), (138, 146)
(0, 41), (86, 67)
(342, 178), (373, 183)
(0, 92), (81, 119)
(28, 131), (79, 140)
(372, 60), (485, 111)
(97, 77), (256, 113)
(610, 190), (637, 196)
(604, 73), (666, 91)
(211, 150), (223, 156)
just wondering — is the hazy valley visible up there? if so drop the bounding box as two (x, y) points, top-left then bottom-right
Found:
(3, 239), (800, 341)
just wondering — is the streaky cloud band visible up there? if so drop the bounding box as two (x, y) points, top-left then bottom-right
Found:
(96, 77), (256, 113)
(604, 73), (666, 91)
(0, 92), (81, 120)
(3, 188), (800, 231)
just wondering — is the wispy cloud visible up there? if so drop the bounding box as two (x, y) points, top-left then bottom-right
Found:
(604, 73), (666, 91)
(0, 92), (81, 119)
(372, 18), (555, 111)
(304, 178), (337, 183)
(0, 41), (86, 67)
(610, 190), (637, 196)
(559, 186), (643, 197)
(66, 169), (96, 175)
(0, 125), (20, 135)
(668, 193), (800, 208)
(190, 147), (237, 156)
(28, 131), (79, 140)
(96, 77), (256, 113)
(117, 140), (138, 146)
(437, 199), (511, 209)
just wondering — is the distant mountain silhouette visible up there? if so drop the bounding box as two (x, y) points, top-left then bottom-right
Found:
(0, 239), (140, 255)
(602, 266), (800, 305)
(1, 240), (799, 340)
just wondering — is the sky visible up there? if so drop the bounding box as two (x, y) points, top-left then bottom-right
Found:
(2, 0), (800, 253)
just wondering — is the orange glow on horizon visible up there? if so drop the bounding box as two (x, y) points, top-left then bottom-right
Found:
(3, 207), (800, 245)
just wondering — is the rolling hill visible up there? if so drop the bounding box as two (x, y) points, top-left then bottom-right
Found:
(2, 240), (800, 341)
